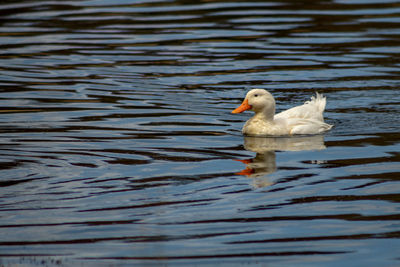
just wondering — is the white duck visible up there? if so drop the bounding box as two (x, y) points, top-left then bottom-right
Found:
(232, 89), (333, 136)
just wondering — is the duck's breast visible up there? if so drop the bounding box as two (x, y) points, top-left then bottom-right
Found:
(243, 117), (290, 136)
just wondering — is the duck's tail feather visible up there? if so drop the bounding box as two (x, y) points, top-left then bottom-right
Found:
(307, 92), (327, 113)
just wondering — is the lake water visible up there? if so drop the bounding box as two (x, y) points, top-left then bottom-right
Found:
(0, 0), (400, 266)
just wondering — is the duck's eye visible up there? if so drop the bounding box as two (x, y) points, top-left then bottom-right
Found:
(254, 94), (258, 97)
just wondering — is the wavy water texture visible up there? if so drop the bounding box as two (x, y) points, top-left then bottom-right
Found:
(0, 0), (399, 266)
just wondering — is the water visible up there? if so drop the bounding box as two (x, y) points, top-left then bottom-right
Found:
(1, 0), (400, 266)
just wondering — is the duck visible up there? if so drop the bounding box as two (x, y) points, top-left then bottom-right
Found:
(232, 89), (333, 136)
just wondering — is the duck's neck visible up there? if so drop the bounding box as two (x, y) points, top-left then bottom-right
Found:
(253, 107), (275, 122)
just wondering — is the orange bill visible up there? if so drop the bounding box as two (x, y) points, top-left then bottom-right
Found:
(232, 98), (251, 113)
(234, 159), (253, 164)
(235, 167), (255, 176)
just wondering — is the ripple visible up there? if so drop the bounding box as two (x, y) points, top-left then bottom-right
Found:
(0, 0), (400, 266)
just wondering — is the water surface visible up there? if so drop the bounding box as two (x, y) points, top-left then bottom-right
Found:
(0, 0), (400, 266)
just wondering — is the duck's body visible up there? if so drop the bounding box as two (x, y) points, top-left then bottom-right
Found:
(232, 89), (332, 136)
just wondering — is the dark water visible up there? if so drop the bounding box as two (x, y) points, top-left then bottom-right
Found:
(1, 0), (400, 266)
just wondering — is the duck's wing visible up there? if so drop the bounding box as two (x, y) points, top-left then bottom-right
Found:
(275, 93), (326, 122)
(286, 118), (333, 135)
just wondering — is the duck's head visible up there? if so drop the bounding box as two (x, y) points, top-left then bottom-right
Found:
(232, 89), (275, 115)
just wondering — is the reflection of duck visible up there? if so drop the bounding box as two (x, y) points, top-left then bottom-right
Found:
(236, 135), (326, 187)
(243, 135), (326, 153)
(232, 89), (333, 136)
